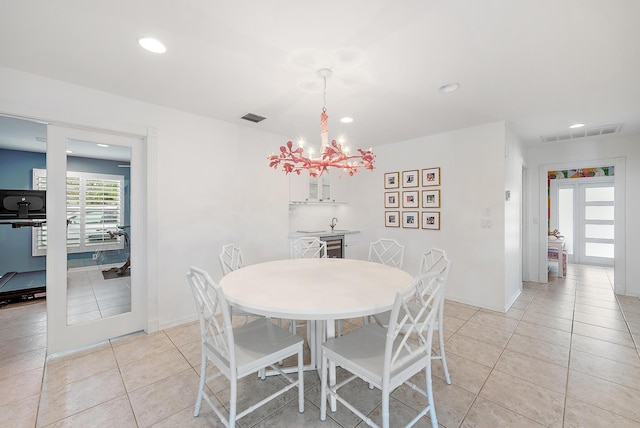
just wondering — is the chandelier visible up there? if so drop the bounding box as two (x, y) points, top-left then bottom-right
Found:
(268, 68), (375, 177)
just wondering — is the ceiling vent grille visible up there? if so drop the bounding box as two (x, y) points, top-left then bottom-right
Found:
(241, 113), (266, 123)
(541, 124), (622, 143)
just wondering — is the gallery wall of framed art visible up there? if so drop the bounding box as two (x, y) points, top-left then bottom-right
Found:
(384, 167), (441, 230)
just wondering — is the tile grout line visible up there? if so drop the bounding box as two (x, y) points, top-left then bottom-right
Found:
(109, 337), (142, 428)
(560, 275), (577, 428)
(459, 283), (551, 427)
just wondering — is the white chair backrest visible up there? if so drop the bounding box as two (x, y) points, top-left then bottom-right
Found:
(419, 248), (449, 278)
(186, 266), (235, 370)
(419, 248), (450, 308)
(290, 237), (327, 259)
(368, 238), (405, 268)
(219, 244), (244, 276)
(384, 273), (443, 376)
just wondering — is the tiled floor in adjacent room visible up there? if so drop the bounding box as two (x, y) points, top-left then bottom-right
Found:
(67, 266), (131, 325)
(1, 263), (640, 427)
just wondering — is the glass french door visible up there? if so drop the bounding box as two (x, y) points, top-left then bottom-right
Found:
(551, 178), (614, 266)
(46, 124), (146, 354)
(580, 183), (614, 265)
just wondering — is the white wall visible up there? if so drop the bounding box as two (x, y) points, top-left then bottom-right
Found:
(0, 66), (291, 334)
(350, 122), (511, 311)
(504, 127), (525, 308)
(525, 133), (640, 297)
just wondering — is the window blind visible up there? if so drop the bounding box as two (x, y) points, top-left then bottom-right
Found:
(32, 168), (125, 256)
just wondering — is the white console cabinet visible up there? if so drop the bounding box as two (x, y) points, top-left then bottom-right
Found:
(344, 233), (359, 259)
(548, 237), (566, 278)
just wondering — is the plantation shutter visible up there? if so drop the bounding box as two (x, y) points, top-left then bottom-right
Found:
(32, 168), (124, 256)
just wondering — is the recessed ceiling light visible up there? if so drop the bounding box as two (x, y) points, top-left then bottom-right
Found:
(66, 150), (72, 154)
(97, 143), (109, 148)
(569, 123), (585, 129)
(439, 82), (460, 93)
(138, 37), (166, 54)
(340, 117), (354, 124)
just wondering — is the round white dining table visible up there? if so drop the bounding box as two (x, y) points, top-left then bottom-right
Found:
(219, 257), (413, 411)
(219, 258), (413, 321)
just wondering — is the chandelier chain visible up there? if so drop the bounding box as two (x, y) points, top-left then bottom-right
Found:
(322, 76), (327, 110)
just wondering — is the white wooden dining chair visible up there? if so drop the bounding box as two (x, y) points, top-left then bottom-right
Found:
(320, 273), (444, 428)
(368, 238), (405, 268)
(218, 244), (259, 324)
(218, 243), (244, 275)
(373, 248), (452, 384)
(290, 236), (327, 259)
(337, 238), (405, 335)
(186, 266), (304, 427)
(289, 236), (327, 340)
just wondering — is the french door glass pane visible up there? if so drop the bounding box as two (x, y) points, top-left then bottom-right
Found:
(585, 242), (614, 258)
(585, 224), (614, 240)
(585, 205), (614, 220)
(585, 186), (614, 202)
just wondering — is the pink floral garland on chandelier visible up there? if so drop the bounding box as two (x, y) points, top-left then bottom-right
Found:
(268, 108), (375, 177)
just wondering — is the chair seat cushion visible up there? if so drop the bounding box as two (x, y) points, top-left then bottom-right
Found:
(323, 324), (425, 385)
(206, 318), (303, 377)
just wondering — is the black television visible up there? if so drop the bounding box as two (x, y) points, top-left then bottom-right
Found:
(0, 189), (46, 219)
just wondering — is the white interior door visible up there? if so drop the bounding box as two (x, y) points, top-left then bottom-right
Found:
(46, 124), (146, 355)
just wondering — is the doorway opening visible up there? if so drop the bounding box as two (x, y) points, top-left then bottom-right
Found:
(540, 160), (625, 294)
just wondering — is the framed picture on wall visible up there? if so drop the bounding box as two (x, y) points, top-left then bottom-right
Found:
(422, 167), (440, 186)
(384, 172), (400, 189)
(402, 211), (419, 229)
(422, 211), (440, 230)
(384, 191), (399, 208)
(385, 211), (400, 227)
(402, 190), (419, 208)
(402, 170), (419, 188)
(422, 189), (440, 208)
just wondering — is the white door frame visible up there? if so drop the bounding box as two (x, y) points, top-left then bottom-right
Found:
(522, 166), (529, 281)
(538, 158), (625, 294)
(47, 124), (147, 354)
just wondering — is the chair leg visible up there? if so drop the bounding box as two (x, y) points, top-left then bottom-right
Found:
(438, 323), (451, 385)
(425, 365), (438, 428)
(298, 345), (305, 413)
(308, 321), (316, 369)
(320, 351), (328, 421)
(381, 386), (390, 428)
(194, 352), (207, 417)
(229, 378), (237, 428)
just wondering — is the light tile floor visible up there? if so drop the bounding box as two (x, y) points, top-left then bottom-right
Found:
(67, 266), (131, 325)
(1, 263), (639, 427)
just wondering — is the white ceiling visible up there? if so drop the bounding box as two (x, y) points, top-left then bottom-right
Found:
(1, 0), (639, 152)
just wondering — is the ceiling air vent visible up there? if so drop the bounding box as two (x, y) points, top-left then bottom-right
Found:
(541, 123), (622, 143)
(241, 113), (266, 123)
